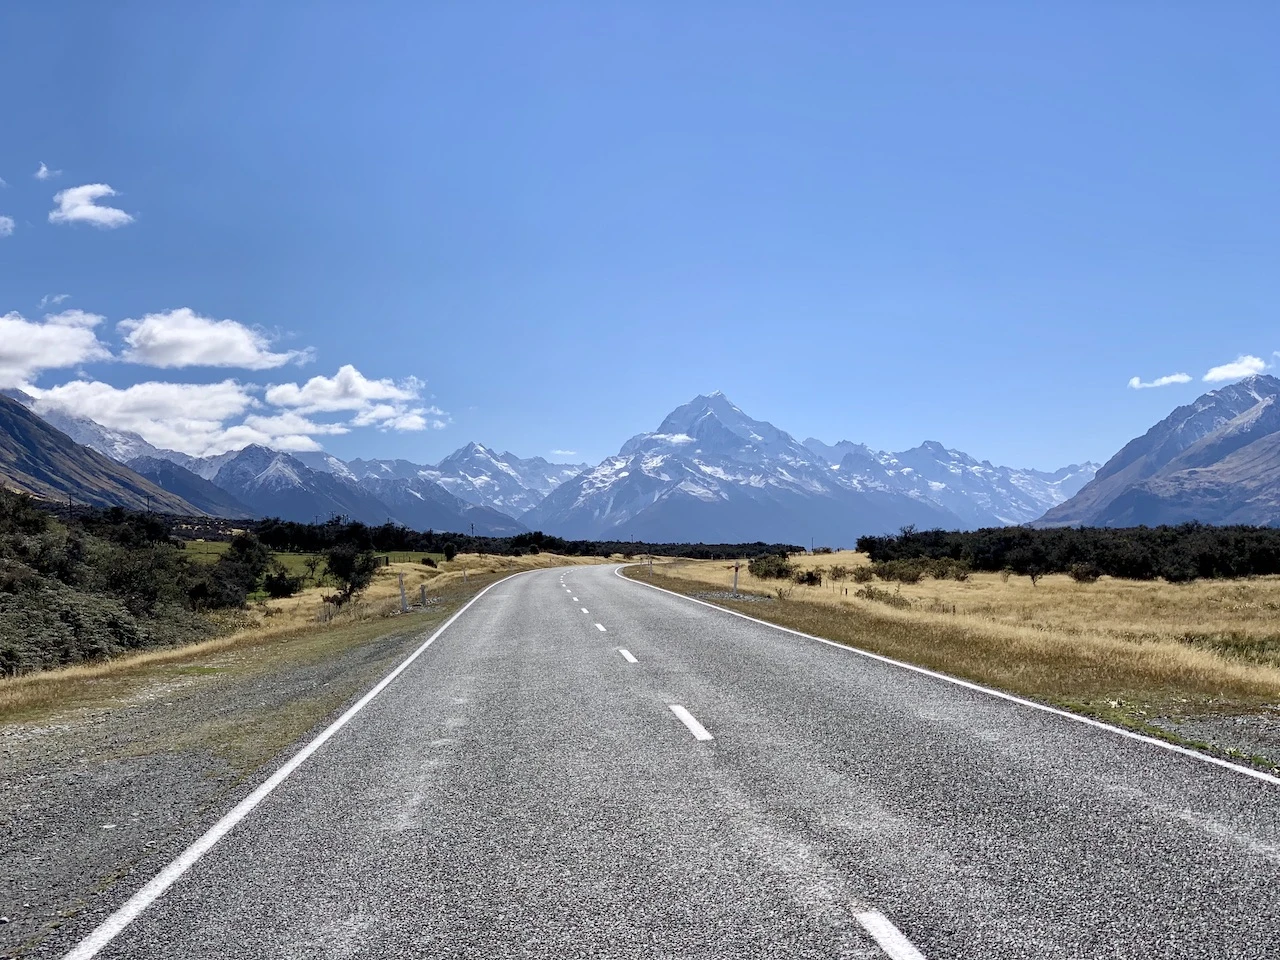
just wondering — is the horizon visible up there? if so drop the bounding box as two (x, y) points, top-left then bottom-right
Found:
(3, 5), (1278, 470)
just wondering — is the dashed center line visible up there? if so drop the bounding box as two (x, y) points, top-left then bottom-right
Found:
(581, 607), (589, 614)
(618, 648), (638, 663)
(572, 597), (579, 602)
(594, 623), (607, 632)
(668, 704), (713, 741)
(855, 911), (927, 959)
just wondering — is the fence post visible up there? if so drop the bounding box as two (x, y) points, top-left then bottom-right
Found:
(420, 583), (427, 606)
(733, 561), (740, 597)
(398, 573), (408, 613)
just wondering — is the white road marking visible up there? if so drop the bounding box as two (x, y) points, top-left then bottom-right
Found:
(572, 597), (579, 602)
(669, 704), (713, 741)
(581, 607), (589, 614)
(856, 911), (927, 959)
(61, 572), (525, 960)
(595, 623), (607, 632)
(618, 648), (638, 663)
(616, 566), (1280, 788)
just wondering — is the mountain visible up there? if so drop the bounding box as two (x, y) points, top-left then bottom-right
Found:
(2, 390), (164, 463)
(802, 438), (1099, 527)
(1037, 375), (1280, 527)
(126, 456), (256, 519)
(356, 476), (528, 536)
(345, 444), (588, 518)
(0, 394), (203, 514)
(524, 392), (965, 543)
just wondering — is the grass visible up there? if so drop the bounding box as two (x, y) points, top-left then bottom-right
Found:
(623, 553), (1280, 763)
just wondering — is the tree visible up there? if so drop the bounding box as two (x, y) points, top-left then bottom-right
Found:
(323, 544), (378, 607)
(443, 542), (458, 562)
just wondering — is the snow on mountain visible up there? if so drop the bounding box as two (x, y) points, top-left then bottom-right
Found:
(3, 389), (164, 464)
(801, 437), (1099, 527)
(1037, 374), (1280, 527)
(525, 394), (964, 543)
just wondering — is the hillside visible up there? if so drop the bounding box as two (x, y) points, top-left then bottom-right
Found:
(1037, 375), (1280, 527)
(0, 395), (203, 514)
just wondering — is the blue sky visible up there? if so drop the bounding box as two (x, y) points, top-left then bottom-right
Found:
(1, 3), (1277, 468)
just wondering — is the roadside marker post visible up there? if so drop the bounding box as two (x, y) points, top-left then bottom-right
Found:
(398, 573), (408, 613)
(419, 584), (427, 607)
(732, 561), (740, 597)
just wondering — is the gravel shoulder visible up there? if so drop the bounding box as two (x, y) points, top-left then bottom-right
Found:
(0, 576), (502, 960)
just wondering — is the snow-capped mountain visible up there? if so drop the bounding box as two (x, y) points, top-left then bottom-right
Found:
(802, 438), (1098, 526)
(357, 475), (527, 536)
(340, 444), (588, 518)
(1037, 374), (1280, 527)
(3, 390), (164, 463)
(524, 393), (964, 543)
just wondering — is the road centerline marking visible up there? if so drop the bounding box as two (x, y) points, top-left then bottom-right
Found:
(856, 911), (927, 959)
(668, 704), (713, 741)
(595, 623), (607, 632)
(618, 648), (638, 663)
(572, 597), (579, 602)
(581, 607), (589, 614)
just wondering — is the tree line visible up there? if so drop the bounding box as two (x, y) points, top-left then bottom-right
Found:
(855, 523), (1280, 582)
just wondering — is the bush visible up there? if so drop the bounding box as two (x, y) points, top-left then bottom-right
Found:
(813, 546), (834, 555)
(828, 565), (849, 583)
(793, 569), (822, 586)
(928, 558), (971, 581)
(1069, 563), (1102, 584)
(851, 566), (875, 583)
(262, 562), (303, 599)
(872, 560), (924, 584)
(748, 555), (795, 579)
(443, 543), (458, 562)
(420, 556), (437, 568)
(855, 585), (913, 609)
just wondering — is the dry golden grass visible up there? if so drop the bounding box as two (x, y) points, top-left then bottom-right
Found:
(0, 552), (612, 721)
(626, 553), (1280, 727)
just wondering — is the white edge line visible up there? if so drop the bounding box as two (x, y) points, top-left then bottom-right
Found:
(669, 704), (714, 741)
(618, 648), (638, 663)
(856, 911), (926, 960)
(615, 566), (1280, 788)
(62, 570), (528, 960)
(595, 622), (607, 632)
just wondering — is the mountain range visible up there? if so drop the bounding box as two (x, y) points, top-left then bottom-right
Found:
(7, 381), (1276, 538)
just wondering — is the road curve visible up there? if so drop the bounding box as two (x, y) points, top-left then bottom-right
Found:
(65, 565), (1280, 959)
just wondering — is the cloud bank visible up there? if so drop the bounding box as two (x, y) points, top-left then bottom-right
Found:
(1203, 355), (1267, 383)
(0, 310), (111, 387)
(119, 308), (312, 370)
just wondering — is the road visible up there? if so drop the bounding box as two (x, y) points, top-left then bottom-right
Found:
(64, 565), (1280, 959)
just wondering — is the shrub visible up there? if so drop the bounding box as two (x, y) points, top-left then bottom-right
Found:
(443, 543), (458, 562)
(928, 558), (971, 581)
(813, 546), (834, 555)
(262, 562), (304, 599)
(748, 555), (795, 580)
(828, 565), (849, 583)
(793, 569), (822, 587)
(872, 560), (924, 584)
(1069, 563), (1102, 584)
(420, 556), (438, 568)
(851, 566), (875, 584)
(855, 585), (913, 609)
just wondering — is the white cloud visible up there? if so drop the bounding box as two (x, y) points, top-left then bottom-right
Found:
(1127, 372), (1192, 390)
(38, 293), (70, 309)
(48, 183), (134, 228)
(119, 307), (312, 370)
(551, 449), (578, 456)
(266, 365), (419, 412)
(1203, 355), (1267, 383)
(241, 411), (350, 437)
(34, 162), (61, 181)
(0, 310), (111, 387)
(0, 176), (8, 188)
(23, 379), (261, 457)
(266, 365), (447, 433)
(0, 216), (13, 237)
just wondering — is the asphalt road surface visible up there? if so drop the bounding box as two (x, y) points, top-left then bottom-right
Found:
(65, 565), (1280, 959)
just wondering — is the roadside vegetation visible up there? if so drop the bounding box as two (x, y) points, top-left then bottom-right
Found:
(625, 550), (1280, 769)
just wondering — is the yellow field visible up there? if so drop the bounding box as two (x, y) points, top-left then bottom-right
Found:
(627, 553), (1280, 750)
